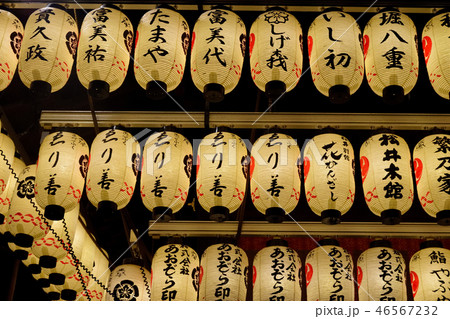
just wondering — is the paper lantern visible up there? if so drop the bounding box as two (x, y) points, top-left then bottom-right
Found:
(363, 9), (418, 104)
(106, 261), (152, 301)
(134, 6), (189, 100)
(253, 240), (302, 301)
(0, 132), (16, 201)
(21, 250), (42, 275)
(87, 248), (110, 301)
(86, 128), (140, 214)
(250, 132), (300, 223)
(303, 133), (355, 224)
(249, 8), (303, 99)
(151, 244), (199, 301)
(35, 131), (89, 221)
(18, 4), (78, 98)
(43, 284), (61, 301)
(410, 240), (450, 301)
(196, 130), (248, 221)
(360, 133), (414, 224)
(422, 11), (450, 100)
(307, 9), (364, 103)
(357, 240), (407, 301)
(0, 9), (23, 92)
(141, 130), (192, 221)
(77, 4), (133, 99)
(190, 7), (246, 102)
(199, 243), (248, 301)
(305, 239), (354, 301)
(0, 156), (25, 224)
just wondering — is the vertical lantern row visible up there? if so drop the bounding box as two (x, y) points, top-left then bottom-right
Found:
(106, 261), (152, 301)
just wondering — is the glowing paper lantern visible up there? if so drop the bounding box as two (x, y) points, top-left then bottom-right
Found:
(0, 9), (23, 92)
(106, 261), (152, 301)
(303, 133), (355, 224)
(77, 4), (133, 99)
(86, 128), (140, 213)
(43, 284), (61, 301)
(0, 156), (25, 224)
(87, 248), (110, 301)
(250, 132), (300, 223)
(151, 244), (199, 301)
(363, 9), (418, 104)
(410, 240), (450, 301)
(196, 131), (248, 221)
(134, 7), (190, 99)
(190, 8), (246, 102)
(360, 133), (414, 224)
(35, 131), (89, 221)
(199, 243), (248, 301)
(307, 9), (364, 103)
(141, 131), (192, 221)
(18, 4), (78, 97)
(357, 240), (407, 301)
(249, 8), (303, 99)
(0, 132), (16, 200)
(253, 240), (302, 301)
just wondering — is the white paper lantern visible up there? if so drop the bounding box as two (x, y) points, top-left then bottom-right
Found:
(22, 250), (42, 274)
(141, 131), (192, 221)
(196, 131), (248, 221)
(0, 156), (25, 224)
(87, 248), (110, 301)
(357, 241), (407, 301)
(190, 8), (246, 102)
(305, 240), (354, 301)
(307, 9), (364, 103)
(253, 242), (302, 301)
(250, 132), (300, 222)
(18, 4), (78, 97)
(106, 262), (152, 301)
(77, 4), (133, 99)
(151, 244), (199, 301)
(0, 9), (23, 92)
(303, 133), (355, 224)
(134, 7), (189, 99)
(86, 128), (140, 213)
(35, 131), (89, 221)
(0, 132), (16, 199)
(199, 243), (248, 301)
(360, 133), (414, 224)
(363, 9), (418, 104)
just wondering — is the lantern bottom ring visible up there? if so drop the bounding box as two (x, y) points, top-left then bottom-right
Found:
(210, 206), (229, 223)
(28, 264), (41, 274)
(321, 209), (341, 225)
(153, 206), (173, 222)
(265, 80), (286, 102)
(44, 204), (65, 221)
(39, 255), (57, 269)
(61, 289), (77, 301)
(382, 85), (404, 105)
(0, 213), (4, 224)
(89, 80), (110, 100)
(97, 200), (118, 216)
(49, 272), (66, 285)
(436, 210), (450, 226)
(146, 81), (168, 101)
(30, 80), (51, 100)
(47, 292), (61, 301)
(265, 207), (285, 223)
(381, 209), (401, 225)
(14, 233), (34, 248)
(37, 278), (50, 288)
(329, 85), (350, 104)
(12, 249), (29, 261)
(203, 83), (225, 103)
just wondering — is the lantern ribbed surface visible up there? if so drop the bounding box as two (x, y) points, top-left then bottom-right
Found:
(0, 157), (25, 223)
(106, 263), (152, 301)
(0, 132), (16, 197)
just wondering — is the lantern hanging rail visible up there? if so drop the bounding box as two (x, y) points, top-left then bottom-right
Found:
(40, 110), (450, 131)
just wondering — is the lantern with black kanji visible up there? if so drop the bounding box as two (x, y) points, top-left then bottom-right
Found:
(0, 8), (23, 92)
(307, 8), (364, 104)
(86, 128), (140, 214)
(151, 244), (199, 301)
(134, 6), (189, 100)
(363, 9), (418, 104)
(250, 132), (300, 223)
(303, 133), (355, 224)
(196, 130), (248, 222)
(357, 240), (407, 301)
(253, 239), (302, 301)
(410, 240), (450, 301)
(190, 7), (246, 102)
(0, 131), (16, 201)
(360, 133), (414, 224)
(249, 8), (303, 100)
(305, 239), (354, 301)
(35, 131), (89, 221)
(18, 4), (78, 98)
(141, 130), (192, 221)
(0, 156), (25, 225)
(77, 4), (133, 100)
(199, 243), (248, 301)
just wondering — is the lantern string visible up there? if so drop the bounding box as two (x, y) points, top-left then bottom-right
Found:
(139, 265), (152, 299)
(87, 94), (100, 135)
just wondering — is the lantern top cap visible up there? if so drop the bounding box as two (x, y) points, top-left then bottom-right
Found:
(370, 239), (392, 248)
(45, 3), (67, 11)
(420, 240), (443, 250)
(318, 238), (340, 247)
(100, 3), (121, 11)
(156, 4), (177, 12)
(435, 8), (450, 16)
(122, 257), (144, 267)
(210, 5), (232, 12)
(266, 238), (289, 247)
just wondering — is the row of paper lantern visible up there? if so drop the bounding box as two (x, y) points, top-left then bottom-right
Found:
(1, 4), (450, 102)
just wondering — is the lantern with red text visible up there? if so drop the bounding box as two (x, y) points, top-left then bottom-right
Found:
(106, 261), (152, 301)
(360, 133), (414, 224)
(77, 4), (133, 99)
(134, 7), (189, 100)
(0, 156), (25, 225)
(35, 131), (89, 221)
(199, 243), (248, 301)
(151, 244), (199, 301)
(307, 9), (364, 104)
(196, 131), (248, 221)
(250, 132), (300, 223)
(303, 133), (355, 224)
(0, 9), (23, 92)
(141, 131), (192, 221)
(18, 4), (78, 98)
(190, 8), (246, 102)
(0, 132), (16, 202)
(86, 128), (140, 214)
